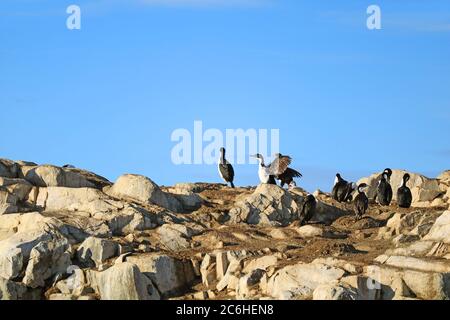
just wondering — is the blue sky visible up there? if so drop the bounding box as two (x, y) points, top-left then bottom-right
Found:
(1, 0), (449, 192)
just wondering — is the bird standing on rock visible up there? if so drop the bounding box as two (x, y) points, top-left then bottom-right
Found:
(251, 154), (277, 185)
(271, 153), (302, 189)
(299, 194), (317, 225)
(332, 174), (353, 202)
(397, 173), (412, 208)
(218, 147), (235, 188)
(251, 153), (294, 185)
(354, 183), (369, 220)
(377, 171), (393, 206)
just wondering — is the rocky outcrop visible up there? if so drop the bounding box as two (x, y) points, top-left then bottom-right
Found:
(0, 158), (449, 300)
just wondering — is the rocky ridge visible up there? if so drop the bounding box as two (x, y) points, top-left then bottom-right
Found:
(0, 158), (449, 300)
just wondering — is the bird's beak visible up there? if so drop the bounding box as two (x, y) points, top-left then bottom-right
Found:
(250, 155), (257, 158)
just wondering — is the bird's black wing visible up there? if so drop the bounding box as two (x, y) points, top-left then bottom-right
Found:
(387, 184), (393, 204)
(227, 163), (235, 181)
(219, 162), (234, 182)
(269, 156), (292, 176)
(285, 167), (303, 178)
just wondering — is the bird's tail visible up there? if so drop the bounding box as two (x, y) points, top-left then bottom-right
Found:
(230, 182), (235, 188)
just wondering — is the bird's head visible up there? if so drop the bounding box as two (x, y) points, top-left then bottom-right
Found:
(357, 183), (369, 193)
(403, 173), (410, 182)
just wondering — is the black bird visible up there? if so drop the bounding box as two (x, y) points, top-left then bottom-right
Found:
(277, 168), (303, 188)
(397, 173), (412, 208)
(270, 153), (302, 188)
(299, 194), (317, 225)
(332, 174), (353, 202)
(218, 147), (235, 188)
(354, 183), (369, 220)
(377, 172), (393, 206)
(343, 182), (357, 202)
(374, 168), (393, 203)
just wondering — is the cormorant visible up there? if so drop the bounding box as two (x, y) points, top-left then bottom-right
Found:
(251, 154), (277, 185)
(332, 174), (353, 202)
(377, 172), (393, 206)
(218, 147), (235, 188)
(278, 167), (303, 188)
(354, 183), (369, 220)
(397, 173), (412, 208)
(271, 153), (303, 188)
(299, 194), (317, 225)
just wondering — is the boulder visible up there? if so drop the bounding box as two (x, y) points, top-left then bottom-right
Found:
(106, 205), (158, 235)
(0, 230), (56, 279)
(108, 174), (182, 212)
(378, 210), (442, 240)
(76, 237), (119, 268)
(0, 277), (33, 300)
(364, 265), (450, 300)
(265, 263), (346, 300)
(22, 236), (72, 288)
(236, 269), (265, 299)
(437, 170), (450, 183)
(411, 187), (442, 204)
(313, 201), (348, 225)
(87, 262), (160, 300)
(0, 159), (20, 178)
(424, 210), (450, 244)
(24, 165), (95, 188)
(36, 187), (124, 215)
(0, 178), (33, 203)
(375, 255), (450, 273)
(293, 225), (324, 238)
(216, 259), (242, 292)
(200, 254), (216, 287)
(313, 282), (358, 300)
(62, 167), (111, 189)
(168, 188), (203, 212)
(228, 184), (299, 226)
(384, 240), (436, 257)
(125, 253), (196, 297)
(55, 266), (87, 296)
(312, 257), (362, 274)
(242, 255), (278, 274)
(173, 183), (206, 193)
(157, 224), (199, 252)
(0, 189), (18, 215)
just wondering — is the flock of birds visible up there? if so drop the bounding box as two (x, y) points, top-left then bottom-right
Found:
(217, 147), (413, 224)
